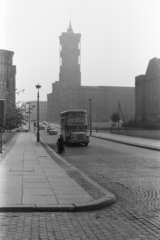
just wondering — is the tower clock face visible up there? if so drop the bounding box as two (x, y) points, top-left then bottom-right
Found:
(69, 43), (74, 49)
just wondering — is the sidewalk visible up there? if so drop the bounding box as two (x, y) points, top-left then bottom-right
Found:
(92, 131), (160, 151)
(0, 132), (115, 212)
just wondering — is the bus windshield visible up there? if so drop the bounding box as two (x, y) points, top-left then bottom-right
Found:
(61, 110), (88, 129)
(67, 125), (87, 131)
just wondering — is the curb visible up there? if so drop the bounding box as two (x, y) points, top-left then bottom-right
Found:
(38, 135), (116, 212)
(0, 131), (116, 212)
(2, 132), (18, 150)
(92, 134), (160, 152)
(0, 194), (116, 212)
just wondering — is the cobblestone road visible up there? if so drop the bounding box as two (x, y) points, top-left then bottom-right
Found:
(0, 135), (160, 239)
(64, 140), (160, 218)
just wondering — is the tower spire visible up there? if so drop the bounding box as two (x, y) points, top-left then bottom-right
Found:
(67, 10), (73, 33)
(69, 10), (71, 27)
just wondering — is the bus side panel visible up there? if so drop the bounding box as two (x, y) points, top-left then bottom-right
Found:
(60, 117), (67, 142)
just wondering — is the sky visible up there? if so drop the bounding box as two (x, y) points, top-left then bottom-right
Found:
(1, 0), (160, 102)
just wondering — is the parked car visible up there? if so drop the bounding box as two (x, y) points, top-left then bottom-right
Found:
(49, 127), (58, 135)
(16, 126), (29, 132)
(39, 124), (45, 130)
(47, 125), (51, 133)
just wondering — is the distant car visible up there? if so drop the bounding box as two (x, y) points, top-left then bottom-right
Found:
(49, 127), (57, 135)
(47, 125), (51, 133)
(16, 126), (29, 132)
(39, 125), (45, 130)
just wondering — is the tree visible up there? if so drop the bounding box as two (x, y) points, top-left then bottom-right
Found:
(111, 112), (120, 125)
(0, 88), (25, 130)
(5, 104), (25, 130)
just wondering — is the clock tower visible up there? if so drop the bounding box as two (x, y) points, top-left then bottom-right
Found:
(59, 23), (81, 88)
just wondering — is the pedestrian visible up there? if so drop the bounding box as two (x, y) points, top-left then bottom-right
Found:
(57, 134), (65, 153)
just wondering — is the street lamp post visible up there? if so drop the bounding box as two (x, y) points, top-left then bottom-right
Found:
(36, 84), (41, 142)
(89, 98), (92, 135)
(28, 102), (31, 131)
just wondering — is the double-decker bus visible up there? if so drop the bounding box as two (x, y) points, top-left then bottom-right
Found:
(60, 110), (90, 146)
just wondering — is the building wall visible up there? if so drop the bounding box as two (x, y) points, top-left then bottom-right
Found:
(47, 81), (60, 123)
(59, 25), (81, 88)
(47, 25), (135, 126)
(47, 93), (53, 123)
(28, 101), (47, 122)
(135, 58), (160, 122)
(135, 75), (145, 120)
(59, 86), (135, 124)
(48, 84), (135, 124)
(0, 49), (16, 101)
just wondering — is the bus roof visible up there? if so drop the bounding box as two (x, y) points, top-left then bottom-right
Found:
(61, 109), (86, 115)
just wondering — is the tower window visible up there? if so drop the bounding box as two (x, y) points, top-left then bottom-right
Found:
(60, 57), (62, 66)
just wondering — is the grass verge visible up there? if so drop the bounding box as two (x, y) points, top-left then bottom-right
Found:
(2, 131), (17, 146)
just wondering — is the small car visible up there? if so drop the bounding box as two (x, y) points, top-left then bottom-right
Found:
(49, 127), (58, 135)
(47, 125), (51, 133)
(39, 125), (45, 130)
(16, 126), (29, 132)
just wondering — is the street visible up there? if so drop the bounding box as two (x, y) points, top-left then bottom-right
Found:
(40, 128), (160, 218)
(0, 128), (160, 240)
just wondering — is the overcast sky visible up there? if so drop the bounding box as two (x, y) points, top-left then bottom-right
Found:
(1, 0), (160, 102)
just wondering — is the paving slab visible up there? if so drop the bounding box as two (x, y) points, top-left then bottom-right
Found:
(0, 131), (116, 212)
(92, 131), (160, 151)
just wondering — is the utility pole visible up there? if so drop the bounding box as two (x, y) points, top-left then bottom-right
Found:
(36, 84), (41, 142)
(89, 98), (92, 135)
(118, 101), (120, 131)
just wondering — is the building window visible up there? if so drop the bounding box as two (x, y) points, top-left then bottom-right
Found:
(2, 65), (4, 75)
(60, 57), (62, 66)
(149, 94), (152, 101)
(153, 105), (157, 113)
(148, 106), (152, 113)
(154, 81), (157, 89)
(153, 93), (157, 101)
